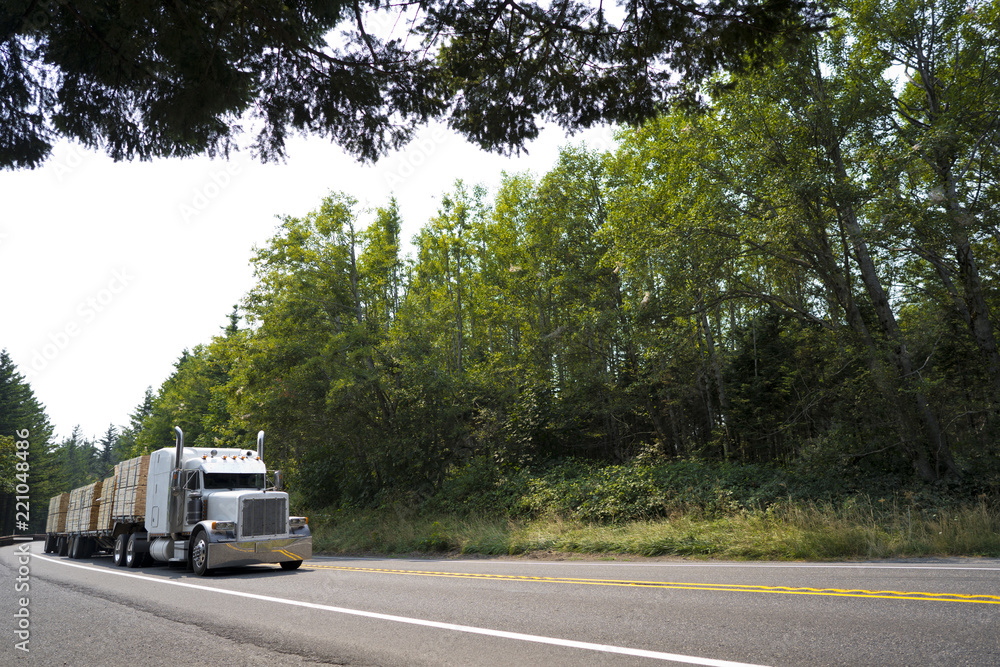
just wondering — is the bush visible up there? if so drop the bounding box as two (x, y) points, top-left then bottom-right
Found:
(421, 455), (994, 525)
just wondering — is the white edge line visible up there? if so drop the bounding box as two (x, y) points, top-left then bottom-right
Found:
(34, 553), (769, 667)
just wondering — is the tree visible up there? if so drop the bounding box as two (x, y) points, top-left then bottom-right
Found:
(116, 387), (154, 460)
(359, 199), (404, 328)
(604, 111), (755, 459)
(229, 192), (418, 505)
(849, 0), (1000, 399)
(135, 345), (235, 451)
(709, 40), (961, 479)
(516, 146), (637, 460)
(53, 425), (94, 490)
(602, 9), (973, 478)
(96, 424), (119, 478)
(1, 0), (827, 169)
(0, 349), (57, 533)
(409, 182), (488, 375)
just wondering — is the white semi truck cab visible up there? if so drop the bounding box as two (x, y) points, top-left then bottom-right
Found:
(141, 427), (311, 574)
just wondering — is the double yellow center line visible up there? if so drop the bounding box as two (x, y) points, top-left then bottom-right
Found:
(309, 564), (1000, 605)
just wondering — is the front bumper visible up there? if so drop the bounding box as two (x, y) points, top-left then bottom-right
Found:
(207, 533), (312, 569)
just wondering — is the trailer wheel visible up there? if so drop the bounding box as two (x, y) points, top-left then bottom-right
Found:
(69, 535), (80, 559)
(125, 533), (144, 568)
(80, 537), (94, 559)
(44, 534), (56, 553)
(279, 560), (303, 571)
(190, 531), (209, 576)
(113, 533), (127, 566)
(57, 536), (68, 557)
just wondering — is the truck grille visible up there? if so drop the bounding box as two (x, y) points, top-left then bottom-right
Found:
(240, 496), (287, 538)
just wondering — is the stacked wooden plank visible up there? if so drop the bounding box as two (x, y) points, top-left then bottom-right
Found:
(83, 480), (104, 531)
(113, 454), (150, 520)
(96, 473), (118, 532)
(45, 493), (70, 533)
(66, 481), (103, 532)
(65, 486), (86, 533)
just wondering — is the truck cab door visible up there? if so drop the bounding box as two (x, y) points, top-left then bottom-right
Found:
(182, 470), (204, 530)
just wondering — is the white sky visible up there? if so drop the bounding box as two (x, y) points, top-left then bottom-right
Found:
(0, 122), (616, 443)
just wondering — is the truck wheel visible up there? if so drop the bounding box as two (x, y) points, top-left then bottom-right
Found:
(57, 536), (68, 557)
(125, 533), (144, 568)
(44, 534), (56, 553)
(190, 531), (209, 576)
(80, 537), (94, 559)
(279, 560), (303, 571)
(113, 533), (127, 566)
(69, 535), (80, 559)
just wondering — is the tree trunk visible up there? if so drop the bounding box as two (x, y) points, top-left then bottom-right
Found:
(948, 201), (1000, 400)
(829, 143), (958, 480)
(699, 309), (730, 458)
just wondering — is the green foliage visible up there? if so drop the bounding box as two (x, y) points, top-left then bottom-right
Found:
(310, 474), (1000, 559)
(0, 435), (17, 495)
(427, 452), (998, 528)
(113, 0), (1000, 516)
(2, 1), (825, 169)
(0, 350), (62, 532)
(135, 343), (237, 452)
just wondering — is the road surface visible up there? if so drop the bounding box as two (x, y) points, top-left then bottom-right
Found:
(3, 542), (998, 665)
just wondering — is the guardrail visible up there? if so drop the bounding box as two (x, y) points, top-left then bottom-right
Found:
(0, 534), (45, 547)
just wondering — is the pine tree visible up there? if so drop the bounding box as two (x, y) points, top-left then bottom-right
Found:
(0, 350), (57, 533)
(2, 1), (826, 169)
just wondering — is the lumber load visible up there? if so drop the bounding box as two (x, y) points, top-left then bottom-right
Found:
(81, 480), (103, 531)
(66, 481), (103, 532)
(96, 474), (118, 532)
(45, 493), (70, 533)
(65, 486), (86, 533)
(113, 454), (150, 519)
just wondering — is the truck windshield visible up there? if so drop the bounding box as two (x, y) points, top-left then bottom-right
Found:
(203, 473), (265, 490)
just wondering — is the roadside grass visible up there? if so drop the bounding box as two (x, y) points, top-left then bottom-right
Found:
(307, 498), (1000, 560)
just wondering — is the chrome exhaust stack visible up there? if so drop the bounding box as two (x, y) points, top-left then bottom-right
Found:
(174, 426), (184, 469)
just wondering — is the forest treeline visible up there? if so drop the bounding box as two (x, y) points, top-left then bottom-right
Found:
(3, 0), (999, 530)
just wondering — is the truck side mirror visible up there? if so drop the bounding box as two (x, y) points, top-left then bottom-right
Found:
(274, 470), (283, 491)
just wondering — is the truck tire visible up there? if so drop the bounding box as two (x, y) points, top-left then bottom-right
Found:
(113, 533), (127, 567)
(44, 534), (56, 553)
(69, 535), (80, 559)
(57, 536), (68, 557)
(190, 531), (209, 576)
(280, 560), (303, 571)
(125, 533), (145, 568)
(80, 537), (94, 559)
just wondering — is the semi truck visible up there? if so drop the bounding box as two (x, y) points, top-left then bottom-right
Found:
(43, 427), (311, 575)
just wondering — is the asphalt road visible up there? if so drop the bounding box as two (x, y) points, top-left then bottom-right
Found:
(2, 542), (998, 665)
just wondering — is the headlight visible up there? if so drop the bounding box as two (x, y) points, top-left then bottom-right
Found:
(212, 521), (236, 531)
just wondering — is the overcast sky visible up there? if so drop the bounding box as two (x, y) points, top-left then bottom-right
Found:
(0, 122), (616, 443)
